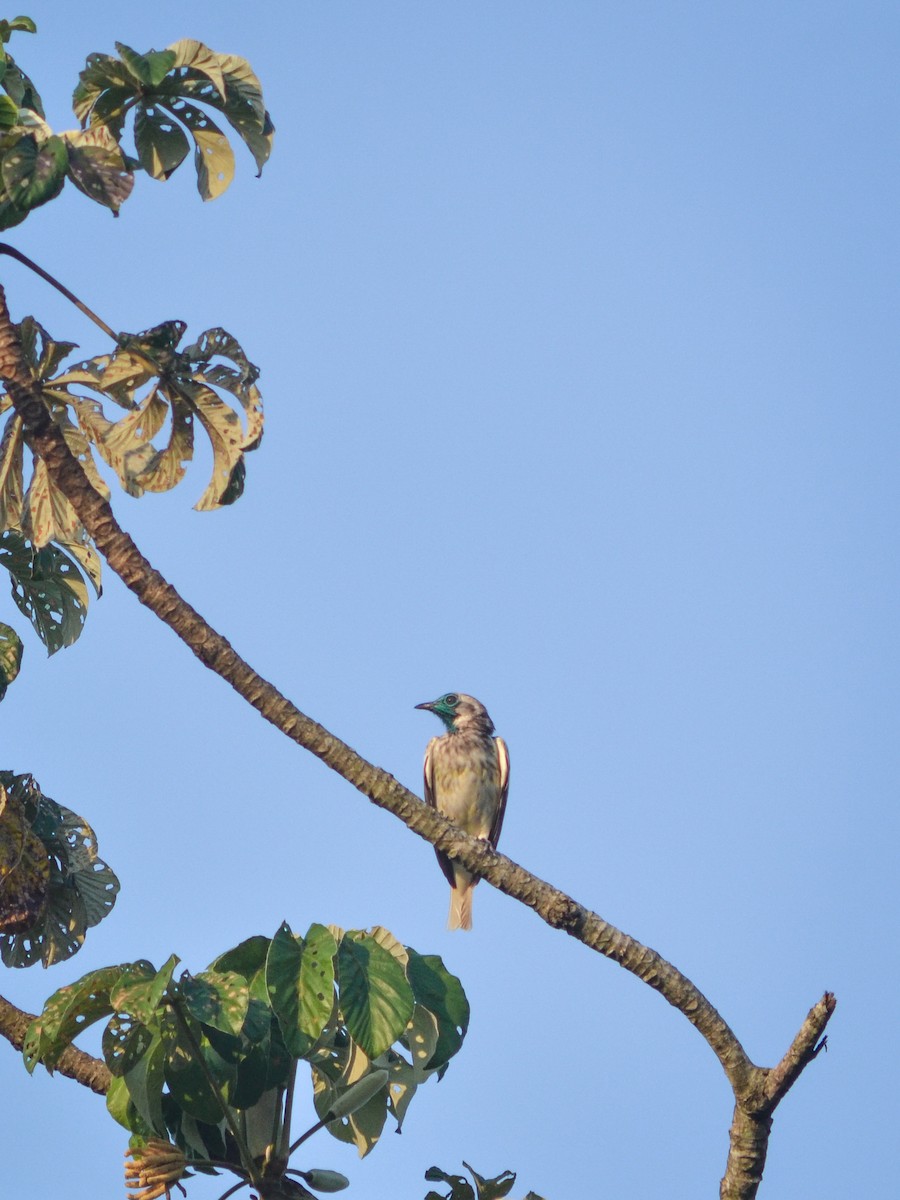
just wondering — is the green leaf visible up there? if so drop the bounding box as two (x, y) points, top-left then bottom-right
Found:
(163, 1017), (226, 1124)
(0, 620), (22, 697)
(0, 93), (18, 127)
(406, 950), (469, 1070)
(72, 53), (135, 138)
(209, 934), (271, 981)
(265, 922), (313, 1057)
(102, 1013), (155, 1077)
(124, 1032), (167, 1134)
(300, 923), (337, 1039)
(23, 964), (121, 1072)
(110, 956), (177, 1025)
(0, 52), (44, 116)
(0, 529), (89, 653)
(115, 43), (176, 88)
(181, 969), (249, 1036)
(337, 933), (415, 1059)
(106, 1074), (133, 1130)
(0, 132), (66, 210)
(0, 18), (37, 38)
(133, 101), (189, 179)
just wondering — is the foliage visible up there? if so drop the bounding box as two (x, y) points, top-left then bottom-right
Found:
(0, 21), (273, 228)
(46, 321), (264, 511)
(425, 1163), (546, 1200)
(23, 923), (469, 1195)
(0, 770), (118, 967)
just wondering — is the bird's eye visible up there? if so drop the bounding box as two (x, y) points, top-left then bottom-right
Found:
(443, 693), (459, 707)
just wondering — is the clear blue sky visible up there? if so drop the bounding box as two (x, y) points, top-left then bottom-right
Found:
(2, 4), (897, 1198)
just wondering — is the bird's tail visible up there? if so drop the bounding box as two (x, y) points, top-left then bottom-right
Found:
(448, 884), (474, 931)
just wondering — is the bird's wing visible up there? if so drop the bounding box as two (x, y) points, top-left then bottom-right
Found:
(424, 737), (456, 888)
(488, 736), (510, 849)
(423, 737), (437, 807)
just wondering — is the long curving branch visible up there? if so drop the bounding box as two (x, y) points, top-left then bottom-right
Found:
(0, 283), (835, 1200)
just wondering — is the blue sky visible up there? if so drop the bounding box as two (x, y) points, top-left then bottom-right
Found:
(1, 3), (897, 1198)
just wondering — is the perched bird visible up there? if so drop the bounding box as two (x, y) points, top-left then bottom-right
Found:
(415, 692), (509, 931)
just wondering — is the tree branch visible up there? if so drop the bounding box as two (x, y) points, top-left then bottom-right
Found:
(0, 283), (835, 1196)
(0, 992), (110, 1094)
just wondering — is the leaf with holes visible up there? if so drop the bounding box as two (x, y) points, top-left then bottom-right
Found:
(183, 327), (263, 452)
(181, 969), (249, 1037)
(73, 39), (270, 199)
(133, 102), (190, 179)
(23, 963), (121, 1072)
(0, 530), (89, 652)
(63, 126), (133, 212)
(406, 950), (470, 1071)
(160, 40), (273, 174)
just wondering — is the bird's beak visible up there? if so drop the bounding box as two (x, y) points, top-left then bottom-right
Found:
(415, 701), (435, 712)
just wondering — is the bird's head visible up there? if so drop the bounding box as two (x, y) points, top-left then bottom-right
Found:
(415, 692), (495, 735)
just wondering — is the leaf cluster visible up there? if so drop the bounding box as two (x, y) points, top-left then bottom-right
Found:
(0, 770), (119, 967)
(0, 22), (273, 228)
(0, 313), (262, 660)
(23, 922), (469, 1188)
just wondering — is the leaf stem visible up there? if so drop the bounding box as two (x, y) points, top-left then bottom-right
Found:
(0, 244), (118, 342)
(287, 1116), (327, 1157)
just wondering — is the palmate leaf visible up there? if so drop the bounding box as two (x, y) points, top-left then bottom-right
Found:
(49, 320), (262, 509)
(0, 771), (119, 968)
(73, 38), (272, 201)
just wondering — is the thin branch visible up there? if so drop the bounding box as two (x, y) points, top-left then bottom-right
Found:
(763, 992), (836, 1111)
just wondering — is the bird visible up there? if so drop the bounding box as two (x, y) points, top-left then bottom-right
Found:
(415, 692), (509, 930)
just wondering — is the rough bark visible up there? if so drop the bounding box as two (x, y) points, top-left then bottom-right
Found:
(0, 993), (110, 1094)
(0, 283), (835, 1198)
